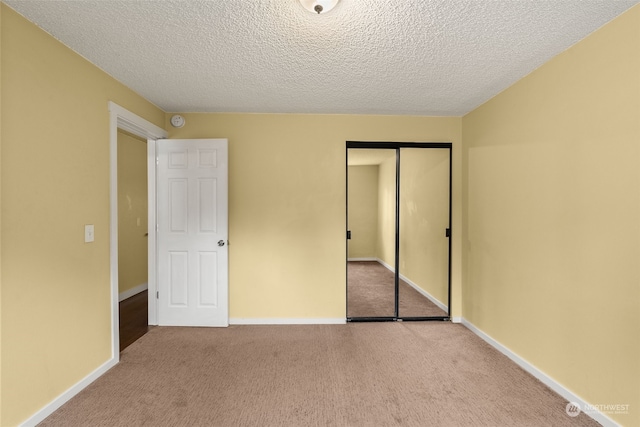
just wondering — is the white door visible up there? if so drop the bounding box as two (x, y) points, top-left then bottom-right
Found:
(156, 139), (228, 327)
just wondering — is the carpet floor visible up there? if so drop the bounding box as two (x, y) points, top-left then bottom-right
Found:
(39, 323), (598, 427)
(347, 261), (447, 318)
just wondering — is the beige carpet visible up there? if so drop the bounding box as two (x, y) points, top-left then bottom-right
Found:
(39, 323), (598, 427)
(348, 261), (448, 318)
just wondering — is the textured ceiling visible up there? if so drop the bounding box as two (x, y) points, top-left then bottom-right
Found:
(4, 0), (638, 115)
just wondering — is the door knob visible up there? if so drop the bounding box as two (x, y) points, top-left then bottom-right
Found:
(218, 240), (225, 247)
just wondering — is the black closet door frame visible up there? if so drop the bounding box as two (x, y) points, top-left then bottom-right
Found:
(346, 141), (452, 322)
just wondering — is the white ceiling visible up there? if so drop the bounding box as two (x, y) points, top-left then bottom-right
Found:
(4, 0), (638, 116)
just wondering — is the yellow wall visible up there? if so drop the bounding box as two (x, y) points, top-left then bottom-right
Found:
(165, 114), (463, 321)
(462, 5), (640, 426)
(117, 131), (148, 294)
(1, 6), (165, 425)
(375, 154), (396, 267)
(347, 165), (378, 259)
(399, 148), (450, 306)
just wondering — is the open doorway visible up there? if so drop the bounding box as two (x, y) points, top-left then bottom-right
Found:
(346, 142), (452, 321)
(109, 102), (168, 360)
(117, 130), (149, 350)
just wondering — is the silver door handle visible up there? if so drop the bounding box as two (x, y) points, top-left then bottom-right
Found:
(218, 240), (225, 247)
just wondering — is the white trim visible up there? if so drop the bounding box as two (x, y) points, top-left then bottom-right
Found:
(109, 102), (167, 360)
(147, 139), (158, 325)
(375, 258), (448, 312)
(376, 258), (394, 272)
(109, 102), (166, 139)
(230, 318), (347, 325)
(450, 316), (462, 323)
(19, 358), (118, 427)
(347, 257), (377, 262)
(118, 282), (148, 302)
(461, 318), (619, 427)
(398, 272), (447, 312)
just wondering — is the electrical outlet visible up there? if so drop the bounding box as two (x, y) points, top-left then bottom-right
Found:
(85, 224), (95, 243)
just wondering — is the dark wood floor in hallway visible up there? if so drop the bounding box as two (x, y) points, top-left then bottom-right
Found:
(119, 290), (149, 352)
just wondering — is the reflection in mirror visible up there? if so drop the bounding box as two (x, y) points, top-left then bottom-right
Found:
(398, 148), (449, 317)
(347, 149), (396, 318)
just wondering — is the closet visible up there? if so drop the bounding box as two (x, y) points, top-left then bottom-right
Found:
(346, 142), (451, 321)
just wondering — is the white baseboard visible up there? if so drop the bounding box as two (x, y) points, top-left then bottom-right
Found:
(375, 259), (448, 313)
(229, 318), (346, 325)
(20, 357), (118, 427)
(461, 318), (619, 427)
(118, 282), (148, 302)
(398, 273), (447, 312)
(376, 258), (395, 272)
(347, 257), (377, 262)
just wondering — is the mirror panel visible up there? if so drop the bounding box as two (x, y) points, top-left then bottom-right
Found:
(347, 149), (396, 318)
(398, 148), (450, 317)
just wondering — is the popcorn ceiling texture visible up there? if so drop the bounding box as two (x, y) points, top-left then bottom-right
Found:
(4, 0), (637, 115)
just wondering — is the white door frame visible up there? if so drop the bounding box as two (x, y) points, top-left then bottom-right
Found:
(109, 102), (167, 360)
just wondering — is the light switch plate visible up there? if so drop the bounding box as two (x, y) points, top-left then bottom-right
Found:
(85, 224), (95, 243)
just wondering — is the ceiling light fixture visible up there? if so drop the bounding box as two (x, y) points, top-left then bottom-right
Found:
(299, 0), (340, 15)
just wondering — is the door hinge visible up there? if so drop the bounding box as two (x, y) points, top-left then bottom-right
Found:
(156, 156), (159, 165)
(445, 228), (451, 238)
(156, 291), (159, 299)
